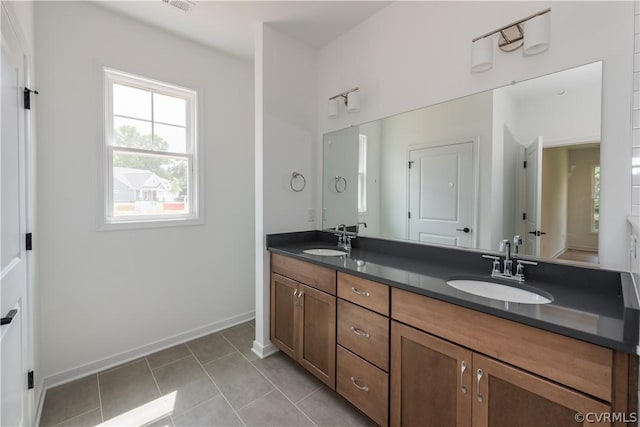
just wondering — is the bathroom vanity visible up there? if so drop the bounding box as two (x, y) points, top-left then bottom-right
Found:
(267, 231), (639, 427)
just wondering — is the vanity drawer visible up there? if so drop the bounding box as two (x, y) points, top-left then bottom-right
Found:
(338, 272), (389, 315)
(271, 253), (336, 295)
(391, 288), (613, 402)
(338, 299), (389, 371)
(337, 345), (389, 427)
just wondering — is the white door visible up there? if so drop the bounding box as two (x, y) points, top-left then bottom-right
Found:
(524, 137), (543, 256)
(1, 5), (31, 426)
(408, 141), (476, 247)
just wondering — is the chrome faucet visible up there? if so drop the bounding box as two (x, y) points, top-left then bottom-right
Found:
(499, 240), (512, 276)
(334, 224), (354, 251)
(482, 240), (538, 283)
(512, 235), (522, 258)
(356, 221), (367, 232)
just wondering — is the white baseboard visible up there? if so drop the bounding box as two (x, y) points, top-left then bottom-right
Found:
(37, 310), (255, 422)
(551, 247), (568, 259)
(251, 339), (279, 359)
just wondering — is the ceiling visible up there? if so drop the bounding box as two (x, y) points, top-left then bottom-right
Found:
(95, 1), (392, 61)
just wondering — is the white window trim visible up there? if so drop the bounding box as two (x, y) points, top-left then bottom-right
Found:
(99, 68), (203, 231)
(358, 134), (367, 215)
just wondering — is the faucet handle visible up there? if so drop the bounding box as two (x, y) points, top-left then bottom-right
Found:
(482, 254), (501, 275)
(516, 259), (538, 266)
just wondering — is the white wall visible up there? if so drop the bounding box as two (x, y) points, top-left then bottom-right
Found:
(541, 147), (569, 258)
(567, 147), (601, 251)
(323, 127), (359, 228)
(253, 24), (317, 356)
(492, 89), (521, 248)
(378, 91), (493, 248)
(517, 83), (602, 146)
(317, 1), (633, 271)
(358, 121), (381, 236)
(35, 1), (254, 387)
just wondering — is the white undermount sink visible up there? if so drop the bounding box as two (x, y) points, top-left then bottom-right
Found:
(446, 279), (552, 304)
(303, 248), (348, 256)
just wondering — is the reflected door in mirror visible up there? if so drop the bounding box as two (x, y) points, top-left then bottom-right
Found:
(408, 141), (476, 248)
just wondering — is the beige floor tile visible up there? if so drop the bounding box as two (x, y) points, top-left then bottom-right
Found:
(251, 352), (321, 403)
(186, 332), (236, 365)
(173, 395), (242, 427)
(99, 359), (161, 420)
(222, 323), (257, 361)
(40, 375), (100, 427)
(152, 355), (206, 393)
(51, 408), (102, 427)
(204, 353), (273, 410)
(238, 390), (314, 427)
(151, 356), (219, 416)
(297, 387), (376, 427)
(146, 416), (174, 427)
(146, 344), (191, 369)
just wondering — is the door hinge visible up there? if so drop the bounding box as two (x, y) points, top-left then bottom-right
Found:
(28, 371), (34, 390)
(522, 213), (527, 220)
(408, 211), (411, 219)
(26, 233), (32, 251)
(408, 161), (414, 169)
(23, 88), (39, 110)
(523, 161), (527, 168)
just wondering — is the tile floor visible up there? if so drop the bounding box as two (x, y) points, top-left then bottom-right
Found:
(40, 320), (375, 427)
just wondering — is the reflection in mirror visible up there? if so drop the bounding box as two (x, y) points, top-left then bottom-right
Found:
(322, 61), (602, 264)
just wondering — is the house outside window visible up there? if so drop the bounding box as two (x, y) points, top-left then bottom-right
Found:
(102, 68), (199, 228)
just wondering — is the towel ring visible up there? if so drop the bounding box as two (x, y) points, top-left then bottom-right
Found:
(290, 172), (306, 192)
(335, 176), (347, 193)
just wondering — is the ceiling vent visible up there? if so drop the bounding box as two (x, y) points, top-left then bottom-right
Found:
(161, 0), (195, 13)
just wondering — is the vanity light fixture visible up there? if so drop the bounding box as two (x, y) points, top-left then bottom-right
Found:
(328, 87), (360, 118)
(471, 8), (550, 72)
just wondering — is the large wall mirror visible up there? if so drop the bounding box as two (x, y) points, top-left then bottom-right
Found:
(323, 61), (602, 265)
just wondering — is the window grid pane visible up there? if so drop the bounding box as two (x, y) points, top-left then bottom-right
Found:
(105, 69), (197, 225)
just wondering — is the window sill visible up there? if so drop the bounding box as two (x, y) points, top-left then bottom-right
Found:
(98, 216), (204, 232)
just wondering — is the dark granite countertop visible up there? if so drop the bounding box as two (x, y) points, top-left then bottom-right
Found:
(267, 231), (640, 353)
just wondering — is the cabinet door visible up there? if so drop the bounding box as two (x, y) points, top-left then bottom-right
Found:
(391, 321), (472, 427)
(298, 284), (336, 389)
(270, 273), (298, 359)
(472, 354), (612, 427)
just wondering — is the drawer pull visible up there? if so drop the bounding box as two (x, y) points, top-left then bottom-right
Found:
(460, 361), (467, 394)
(351, 287), (370, 297)
(476, 369), (484, 402)
(350, 326), (370, 338)
(350, 376), (369, 392)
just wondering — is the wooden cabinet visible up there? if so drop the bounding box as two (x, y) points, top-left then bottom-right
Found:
(298, 284), (336, 387)
(473, 354), (611, 427)
(336, 273), (390, 426)
(270, 252), (637, 427)
(270, 266), (336, 389)
(337, 346), (389, 427)
(390, 321), (471, 427)
(391, 321), (612, 427)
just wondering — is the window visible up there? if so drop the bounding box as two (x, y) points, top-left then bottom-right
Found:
(103, 69), (199, 227)
(358, 134), (367, 214)
(591, 164), (600, 232)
